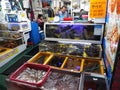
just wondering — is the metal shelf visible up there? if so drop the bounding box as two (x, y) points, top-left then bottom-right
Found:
(0, 37), (23, 40)
(0, 29), (31, 33)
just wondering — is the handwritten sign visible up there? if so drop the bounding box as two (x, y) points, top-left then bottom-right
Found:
(90, 0), (107, 18)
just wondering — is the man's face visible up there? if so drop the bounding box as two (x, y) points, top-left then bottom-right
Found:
(47, 6), (50, 9)
(62, 7), (66, 13)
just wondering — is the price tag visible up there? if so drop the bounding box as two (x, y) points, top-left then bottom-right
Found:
(94, 25), (102, 35)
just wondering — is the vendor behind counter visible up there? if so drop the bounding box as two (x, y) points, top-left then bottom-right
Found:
(79, 9), (88, 20)
(53, 6), (72, 22)
(57, 6), (69, 19)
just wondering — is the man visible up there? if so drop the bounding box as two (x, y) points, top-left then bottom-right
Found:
(79, 9), (88, 19)
(57, 6), (68, 18)
(47, 4), (54, 17)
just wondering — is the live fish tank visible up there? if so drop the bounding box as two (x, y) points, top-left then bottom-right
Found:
(44, 23), (104, 44)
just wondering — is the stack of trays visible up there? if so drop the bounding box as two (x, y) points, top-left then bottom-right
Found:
(9, 65), (81, 90)
(28, 52), (104, 75)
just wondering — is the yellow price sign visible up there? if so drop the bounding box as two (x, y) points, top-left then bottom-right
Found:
(90, 0), (107, 18)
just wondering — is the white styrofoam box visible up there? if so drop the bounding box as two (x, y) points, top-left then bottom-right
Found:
(1, 0), (11, 10)
(6, 11), (28, 22)
(8, 22), (29, 31)
(22, 0), (29, 8)
(17, 11), (28, 22)
(0, 13), (5, 22)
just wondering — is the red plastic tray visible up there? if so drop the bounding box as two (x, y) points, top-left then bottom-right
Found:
(10, 63), (51, 87)
(63, 17), (73, 21)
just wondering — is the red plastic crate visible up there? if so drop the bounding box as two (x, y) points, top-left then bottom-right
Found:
(10, 63), (51, 87)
